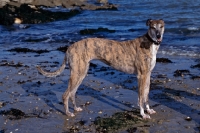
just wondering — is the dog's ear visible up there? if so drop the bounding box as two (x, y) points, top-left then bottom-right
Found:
(159, 19), (164, 24)
(146, 19), (152, 26)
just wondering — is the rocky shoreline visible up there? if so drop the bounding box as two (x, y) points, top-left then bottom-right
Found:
(0, 0), (117, 25)
(0, 52), (199, 132)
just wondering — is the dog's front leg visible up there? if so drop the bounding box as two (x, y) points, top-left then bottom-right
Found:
(143, 73), (156, 115)
(137, 74), (153, 119)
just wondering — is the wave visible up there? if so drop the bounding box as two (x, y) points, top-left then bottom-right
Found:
(159, 46), (200, 57)
(187, 27), (199, 31)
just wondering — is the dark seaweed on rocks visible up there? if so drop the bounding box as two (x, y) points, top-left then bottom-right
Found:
(191, 63), (200, 69)
(0, 60), (29, 67)
(191, 75), (200, 80)
(7, 47), (49, 54)
(0, 108), (48, 120)
(156, 58), (173, 63)
(0, 108), (25, 120)
(95, 4), (118, 10)
(56, 45), (69, 53)
(0, 4), (81, 25)
(80, 27), (115, 35)
(173, 69), (190, 77)
(94, 109), (144, 132)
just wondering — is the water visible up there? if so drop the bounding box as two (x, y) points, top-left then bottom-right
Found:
(0, 0), (200, 57)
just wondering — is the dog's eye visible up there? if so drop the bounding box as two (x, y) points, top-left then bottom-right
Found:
(160, 26), (163, 28)
(151, 27), (156, 29)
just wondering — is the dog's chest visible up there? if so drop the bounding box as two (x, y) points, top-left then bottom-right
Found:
(150, 44), (159, 71)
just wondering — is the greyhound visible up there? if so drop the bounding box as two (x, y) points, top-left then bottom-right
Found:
(37, 19), (165, 119)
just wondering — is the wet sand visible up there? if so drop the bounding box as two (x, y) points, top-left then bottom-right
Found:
(0, 48), (199, 132)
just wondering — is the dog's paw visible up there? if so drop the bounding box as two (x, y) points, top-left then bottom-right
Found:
(75, 107), (83, 112)
(147, 109), (156, 114)
(66, 112), (75, 117)
(142, 114), (151, 119)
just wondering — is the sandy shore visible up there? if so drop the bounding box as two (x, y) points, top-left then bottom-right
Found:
(0, 45), (199, 132)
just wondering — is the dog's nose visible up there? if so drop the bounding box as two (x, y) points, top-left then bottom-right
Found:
(156, 32), (161, 39)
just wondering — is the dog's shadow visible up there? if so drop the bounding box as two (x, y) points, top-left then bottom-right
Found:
(21, 78), (133, 115)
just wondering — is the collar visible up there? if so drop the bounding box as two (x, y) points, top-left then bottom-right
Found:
(145, 33), (160, 45)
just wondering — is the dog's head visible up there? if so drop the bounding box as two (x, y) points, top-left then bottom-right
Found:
(146, 19), (165, 44)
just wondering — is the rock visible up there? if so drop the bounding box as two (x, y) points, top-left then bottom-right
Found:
(173, 69), (190, 77)
(80, 27), (115, 35)
(185, 116), (192, 121)
(191, 63), (200, 69)
(14, 18), (22, 24)
(30, 0), (55, 7)
(0, 0), (117, 25)
(156, 58), (173, 63)
(7, 47), (49, 54)
(0, 4), (81, 25)
(0, 0), (9, 8)
(57, 45), (69, 53)
(1, 0), (117, 10)
(191, 75), (200, 80)
(0, 102), (5, 108)
(0, 108), (25, 120)
(96, 0), (108, 4)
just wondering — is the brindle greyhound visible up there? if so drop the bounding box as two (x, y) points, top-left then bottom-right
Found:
(37, 19), (165, 119)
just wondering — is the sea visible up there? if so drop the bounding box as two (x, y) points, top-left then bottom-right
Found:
(0, 0), (200, 58)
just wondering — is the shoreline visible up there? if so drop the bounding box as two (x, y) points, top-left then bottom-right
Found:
(0, 49), (199, 132)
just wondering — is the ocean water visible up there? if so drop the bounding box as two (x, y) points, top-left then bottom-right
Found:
(0, 0), (200, 57)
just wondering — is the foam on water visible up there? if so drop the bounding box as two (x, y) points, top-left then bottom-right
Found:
(159, 45), (200, 57)
(187, 27), (199, 31)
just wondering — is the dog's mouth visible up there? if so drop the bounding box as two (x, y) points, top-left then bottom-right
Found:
(156, 38), (162, 44)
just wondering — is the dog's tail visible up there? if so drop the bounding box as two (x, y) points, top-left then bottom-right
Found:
(36, 54), (68, 77)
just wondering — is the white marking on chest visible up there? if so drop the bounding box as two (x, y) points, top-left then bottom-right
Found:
(150, 44), (159, 71)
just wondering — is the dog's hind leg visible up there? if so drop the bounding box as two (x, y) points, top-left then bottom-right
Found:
(62, 61), (89, 117)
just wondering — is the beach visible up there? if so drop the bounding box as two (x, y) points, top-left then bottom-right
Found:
(0, 0), (200, 132)
(0, 50), (199, 132)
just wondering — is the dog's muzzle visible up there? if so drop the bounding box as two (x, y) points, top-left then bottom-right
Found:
(156, 32), (162, 44)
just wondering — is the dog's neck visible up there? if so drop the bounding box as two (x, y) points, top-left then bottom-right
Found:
(146, 33), (160, 45)
(140, 33), (160, 49)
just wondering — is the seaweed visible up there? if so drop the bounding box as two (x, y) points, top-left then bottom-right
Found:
(191, 63), (200, 69)
(7, 47), (49, 54)
(156, 58), (173, 63)
(80, 27), (115, 35)
(173, 69), (190, 77)
(94, 109), (145, 132)
(0, 108), (47, 120)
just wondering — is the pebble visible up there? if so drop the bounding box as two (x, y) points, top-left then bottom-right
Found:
(98, 110), (103, 114)
(168, 78), (171, 82)
(157, 120), (163, 124)
(185, 116), (192, 121)
(0, 102), (4, 108)
(184, 125), (190, 129)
